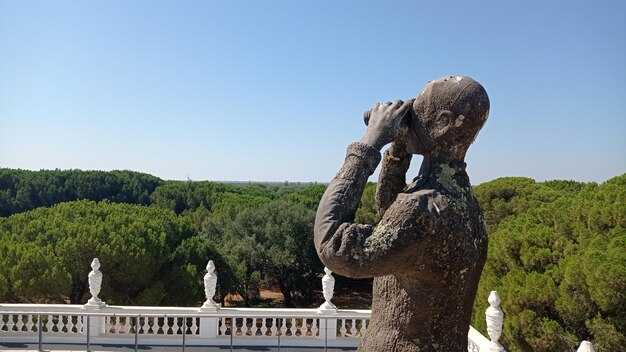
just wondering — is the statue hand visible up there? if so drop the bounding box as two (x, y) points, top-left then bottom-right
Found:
(360, 99), (414, 150)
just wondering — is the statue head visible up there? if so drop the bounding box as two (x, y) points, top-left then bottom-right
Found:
(405, 76), (489, 160)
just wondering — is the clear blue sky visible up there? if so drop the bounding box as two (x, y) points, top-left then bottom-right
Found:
(1, 0), (625, 184)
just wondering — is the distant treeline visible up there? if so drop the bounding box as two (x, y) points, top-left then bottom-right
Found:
(0, 168), (624, 351)
(0, 169), (162, 217)
(0, 168), (322, 217)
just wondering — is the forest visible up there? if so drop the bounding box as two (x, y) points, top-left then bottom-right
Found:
(0, 167), (624, 351)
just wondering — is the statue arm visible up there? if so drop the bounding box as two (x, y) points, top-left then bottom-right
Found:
(375, 139), (412, 217)
(315, 142), (428, 278)
(314, 142), (381, 277)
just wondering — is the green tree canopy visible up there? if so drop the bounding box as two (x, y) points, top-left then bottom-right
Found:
(216, 200), (323, 307)
(472, 174), (626, 351)
(0, 200), (200, 305)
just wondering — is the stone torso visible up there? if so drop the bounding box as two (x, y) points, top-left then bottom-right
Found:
(361, 183), (488, 351)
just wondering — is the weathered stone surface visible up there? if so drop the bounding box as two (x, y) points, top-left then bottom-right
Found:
(314, 76), (490, 351)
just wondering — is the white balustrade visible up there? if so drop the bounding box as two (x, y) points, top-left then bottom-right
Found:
(0, 259), (500, 350)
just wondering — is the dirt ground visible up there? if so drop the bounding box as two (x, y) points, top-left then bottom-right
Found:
(223, 279), (373, 309)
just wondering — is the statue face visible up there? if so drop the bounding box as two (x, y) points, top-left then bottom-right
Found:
(404, 84), (436, 155)
(404, 76), (489, 158)
(404, 116), (428, 155)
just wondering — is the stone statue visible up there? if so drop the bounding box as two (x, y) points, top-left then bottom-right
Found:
(314, 76), (490, 351)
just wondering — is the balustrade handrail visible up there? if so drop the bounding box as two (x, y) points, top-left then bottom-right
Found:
(0, 305), (371, 318)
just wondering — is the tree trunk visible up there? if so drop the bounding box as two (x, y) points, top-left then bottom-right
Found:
(70, 279), (86, 304)
(278, 282), (293, 307)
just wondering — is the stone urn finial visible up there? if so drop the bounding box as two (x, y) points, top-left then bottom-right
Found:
(484, 291), (505, 351)
(201, 260), (219, 311)
(577, 341), (595, 352)
(319, 267), (336, 311)
(85, 258), (106, 308)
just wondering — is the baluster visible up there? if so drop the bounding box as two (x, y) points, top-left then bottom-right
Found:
(15, 315), (24, 332)
(111, 316), (118, 334)
(349, 318), (356, 336)
(64, 316), (71, 334)
(156, 317), (164, 334)
(68, 315), (76, 333)
(153, 317), (160, 334)
(166, 317), (171, 334)
(360, 318), (368, 337)
(7, 315), (16, 332)
(54, 315), (63, 333)
(57, 315), (64, 333)
(247, 318), (253, 336)
(131, 317), (138, 334)
(170, 317), (178, 335)
(75, 316), (84, 333)
(291, 318), (298, 337)
(259, 318), (267, 336)
(190, 317), (198, 335)
(145, 317), (152, 334)
(115, 316), (122, 333)
(140, 317), (145, 334)
(152, 317), (158, 335)
(105, 316), (113, 333)
(274, 318), (280, 336)
(286, 318), (293, 336)
(312, 318), (319, 337)
(300, 318), (306, 337)
(122, 316), (130, 334)
(259, 318), (264, 336)
(62, 315), (70, 333)
(45, 314), (54, 332)
(25, 315), (34, 333)
(156, 317), (163, 334)
(67, 315), (77, 334)
(299, 317), (306, 337)
(230, 317), (236, 336)
(219, 317), (226, 336)
(138, 317), (146, 334)
(339, 319), (347, 337)
(276, 318), (287, 337)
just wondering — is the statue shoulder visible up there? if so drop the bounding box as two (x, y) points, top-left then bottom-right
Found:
(382, 188), (453, 224)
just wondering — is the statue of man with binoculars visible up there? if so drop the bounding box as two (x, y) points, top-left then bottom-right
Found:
(314, 76), (491, 351)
